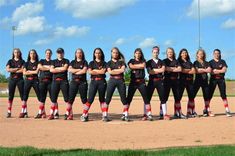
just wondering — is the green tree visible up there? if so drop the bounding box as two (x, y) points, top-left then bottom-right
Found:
(0, 73), (8, 83)
(124, 68), (131, 83)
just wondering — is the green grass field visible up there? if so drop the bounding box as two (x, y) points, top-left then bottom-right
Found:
(0, 145), (234, 156)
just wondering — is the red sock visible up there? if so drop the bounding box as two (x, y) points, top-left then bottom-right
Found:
(8, 100), (13, 113)
(175, 101), (181, 114)
(223, 98), (230, 112)
(83, 102), (91, 116)
(123, 104), (129, 116)
(145, 104), (151, 115)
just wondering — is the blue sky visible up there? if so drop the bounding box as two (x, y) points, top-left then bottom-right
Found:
(0, 0), (235, 78)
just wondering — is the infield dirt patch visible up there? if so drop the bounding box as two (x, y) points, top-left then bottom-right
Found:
(0, 97), (234, 150)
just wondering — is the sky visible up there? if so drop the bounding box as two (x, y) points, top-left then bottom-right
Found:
(0, 0), (235, 79)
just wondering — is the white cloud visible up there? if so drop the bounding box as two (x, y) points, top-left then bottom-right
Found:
(54, 26), (90, 37)
(34, 25), (90, 45)
(55, 0), (136, 18)
(12, 0), (43, 21)
(0, 0), (46, 35)
(187, 0), (235, 18)
(0, 0), (16, 6)
(139, 37), (156, 48)
(113, 38), (126, 45)
(221, 18), (235, 29)
(15, 16), (46, 35)
(164, 40), (174, 47)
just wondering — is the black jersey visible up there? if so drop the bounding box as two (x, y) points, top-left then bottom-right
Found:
(88, 60), (106, 79)
(194, 60), (210, 80)
(179, 60), (194, 80)
(128, 59), (145, 79)
(163, 58), (180, 79)
(107, 60), (125, 78)
(39, 59), (53, 80)
(51, 58), (69, 80)
(209, 59), (227, 79)
(146, 59), (165, 79)
(23, 61), (38, 78)
(6, 59), (25, 78)
(70, 60), (88, 81)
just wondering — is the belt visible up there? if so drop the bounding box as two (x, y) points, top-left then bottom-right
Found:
(91, 77), (104, 81)
(12, 75), (19, 79)
(55, 78), (65, 81)
(186, 78), (193, 81)
(170, 77), (177, 80)
(133, 78), (145, 83)
(41, 78), (52, 82)
(73, 78), (85, 82)
(212, 75), (223, 79)
(150, 78), (162, 81)
(110, 76), (123, 80)
(26, 77), (37, 80)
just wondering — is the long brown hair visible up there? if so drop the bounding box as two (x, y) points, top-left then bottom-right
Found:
(196, 48), (206, 62)
(12, 48), (22, 60)
(75, 48), (85, 61)
(166, 47), (176, 60)
(27, 49), (39, 62)
(93, 47), (105, 61)
(111, 47), (125, 63)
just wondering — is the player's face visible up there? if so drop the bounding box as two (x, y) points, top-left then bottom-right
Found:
(111, 49), (119, 59)
(135, 51), (142, 60)
(197, 51), (204, 60)
(95, 49), (102, 59)
(76, 50), (83, 59)
(166, 49), (174, 58)
(152, 49), (159, 58)
(213, 50), (220, 59)
(30, 51), (36, 60)
(181, 51), (188, 60)
(13, 50), (20, 59)
(45, 51), (51, 59)
(57, 52), (64, 59)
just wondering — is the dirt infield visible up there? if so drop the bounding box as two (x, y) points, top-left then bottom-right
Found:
(0, 96), (234, 150)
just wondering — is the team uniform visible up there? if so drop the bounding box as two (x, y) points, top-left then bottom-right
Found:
(193, 60), (212, 116)
(20, 61), (40, 118)
(178, 60), (196, 117)
(49, 58), (69, 119)
(82, 60), (107, 121)
(6, 59), (25, 117)
(146, 58), (169, 120)
(35, 59), (53, 118)
(209, 59), (232, 117)
(163, 58), (186, 119)
(106, 60), (129, 121)
(68, 60), (88, 121)
(127, 59), (153, 121)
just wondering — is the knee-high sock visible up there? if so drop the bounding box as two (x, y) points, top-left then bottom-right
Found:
(145, 104), (152, 116)
(174, 101), (181, 114)
(54, 103), (59, 115)
(8, 100), (13, 113)
(223, 98), (230, 112)
(123, 104), (129, 116)
(204, 100), (210, 111)
(187, 99), (195, 114)
(66, 103), (73, 115)
(38, 102), (45, 114)
(161, 103), (167, 115)
(50, 103), (56, 115)
(100, 102), (108, 117)
(21, 101), (27, 113)
(82, 102), (91, 116)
